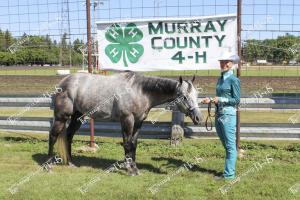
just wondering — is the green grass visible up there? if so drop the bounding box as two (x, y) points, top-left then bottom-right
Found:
(0, 131), (299, 200)
(145, 67), (300, 77)
(0, 66), (299, 77)
(1, 107), (297, 123)
(0, 67), (114, 76)
(0, 67), (299, 96)
(0, 67), (80, 76)
(240, 67), (300, 77)
(148, 109), (297, 124)
(0, 107), (52, 118)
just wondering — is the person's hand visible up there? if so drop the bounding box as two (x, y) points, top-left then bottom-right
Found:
(201, 97), (211, 104)
(213, 97), (219, 104)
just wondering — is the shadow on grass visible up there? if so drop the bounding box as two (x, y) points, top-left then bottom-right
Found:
(3, 136), (48, 143)
(152, 156), (221, 176)
(241, 142), (279, 150)
(3, 136), (104, 145)
(32, 153), (165, 174)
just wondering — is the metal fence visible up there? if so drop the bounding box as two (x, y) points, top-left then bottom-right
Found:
(1, 97), (299, 139)
(0, 0), (299, 131)
(0, 0), (299, 94)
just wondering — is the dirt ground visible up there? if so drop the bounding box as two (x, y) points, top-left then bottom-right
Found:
(0, 75), (299, 96)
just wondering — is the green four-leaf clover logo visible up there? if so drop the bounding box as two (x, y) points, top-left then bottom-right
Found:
(105, 23), (144, 67)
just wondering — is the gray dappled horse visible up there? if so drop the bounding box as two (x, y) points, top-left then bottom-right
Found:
(48, 71), (203, 176)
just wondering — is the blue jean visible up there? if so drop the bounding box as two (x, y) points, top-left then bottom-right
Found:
(215, 114), (237, 179)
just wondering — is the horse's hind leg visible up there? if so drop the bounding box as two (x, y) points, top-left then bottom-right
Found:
(48, 91), (73, 164)
(48, 119), (67, 158)
(121, 114), (140, 176)
(66, 111), (82, 166)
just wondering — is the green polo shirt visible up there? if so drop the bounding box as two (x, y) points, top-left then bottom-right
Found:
(216, 69), (240, 115)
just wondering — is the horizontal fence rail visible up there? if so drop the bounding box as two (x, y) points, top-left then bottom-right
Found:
(1, 97), (300, 109)
(0, 97), (299, 140)
(0, 118), (299, 140)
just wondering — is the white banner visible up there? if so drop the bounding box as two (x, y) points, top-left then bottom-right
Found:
(97, 14), (237, 71)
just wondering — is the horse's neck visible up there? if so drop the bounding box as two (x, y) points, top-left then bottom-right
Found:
(138, 76), (179, 108)
(149, 92), (177, 108)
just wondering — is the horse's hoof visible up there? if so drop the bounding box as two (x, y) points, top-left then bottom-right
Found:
(68, 162), (77, 168)
(128, 168), (140, 176)
(133, 168), (141, 175)
(44, 164), (53, 173)
(128, 171), (138, 176)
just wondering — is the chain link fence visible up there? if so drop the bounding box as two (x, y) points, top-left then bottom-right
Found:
(0, 0), (299, 125)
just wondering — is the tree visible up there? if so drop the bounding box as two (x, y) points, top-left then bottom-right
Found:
(45, 34), (52, 49)
(243, 34), (300, 64)
(4, 30), (14, 50)
(0, 29), (5, 51)
(276, 34), (299, 63)
(0, 52), (16, 65)
(73, 38), (84, 53)
(59, 33), (71, 66)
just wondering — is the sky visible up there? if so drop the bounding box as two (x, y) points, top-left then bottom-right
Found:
(0, 0), (299, 42)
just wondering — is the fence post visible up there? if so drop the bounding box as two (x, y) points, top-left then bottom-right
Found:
(237, 0), (244, 158)
(86, 0), (95, 148)
(170, 108), (184, 146)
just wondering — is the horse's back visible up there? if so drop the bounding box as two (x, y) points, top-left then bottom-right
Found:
(56, 72), (137, 117)
(59, 72), (128, 97)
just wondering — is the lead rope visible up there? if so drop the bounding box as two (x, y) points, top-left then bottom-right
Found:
(205, 98), (216, 131)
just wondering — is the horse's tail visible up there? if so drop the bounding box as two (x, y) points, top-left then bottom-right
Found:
(56, 128), (68, 164)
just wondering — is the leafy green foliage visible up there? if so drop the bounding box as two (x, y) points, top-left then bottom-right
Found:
(0, 29), (84, 66)
(243, 34), (300, 64)
(0, 29), (299, 66)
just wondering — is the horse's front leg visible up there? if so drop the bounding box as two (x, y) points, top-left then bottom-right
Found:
(121, 114), (139, 176)
(128, 121), (143, 175)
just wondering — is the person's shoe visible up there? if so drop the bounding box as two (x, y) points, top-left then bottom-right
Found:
(224, 176), (236, 181)
(214, 175), (224, 181)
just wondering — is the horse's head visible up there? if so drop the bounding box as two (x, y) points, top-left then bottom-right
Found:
(175, 76), (203, 125)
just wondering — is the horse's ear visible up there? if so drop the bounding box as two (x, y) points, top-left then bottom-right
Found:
(191, 75), (196, 83)
(179, 76), (183, 84)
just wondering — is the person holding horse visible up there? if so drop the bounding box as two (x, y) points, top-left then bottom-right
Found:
(201, 51), (240, 180)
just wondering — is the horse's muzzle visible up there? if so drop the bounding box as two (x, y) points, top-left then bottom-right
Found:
(189, 108), (203, 125)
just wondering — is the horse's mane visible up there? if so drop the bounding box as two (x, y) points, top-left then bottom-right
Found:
(122, 71), (178, 95)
